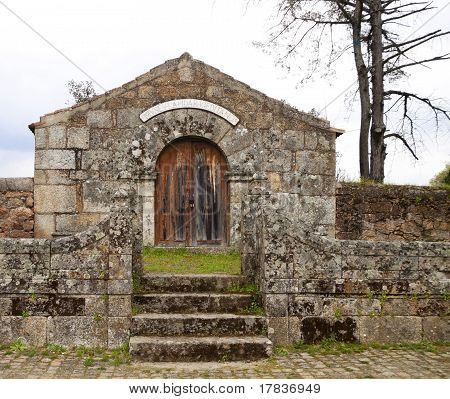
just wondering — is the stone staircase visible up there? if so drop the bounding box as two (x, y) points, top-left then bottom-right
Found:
(129, 273), (272, 362)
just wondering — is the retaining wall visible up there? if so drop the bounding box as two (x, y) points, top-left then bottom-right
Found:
(0, 192), (136, 348)
(336, 182), (449, 242)
(0, 178), (34, 238)
(242, 180), (449, 345)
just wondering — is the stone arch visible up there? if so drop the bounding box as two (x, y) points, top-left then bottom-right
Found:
(145, 108), (235, 148)
(155, 134), (231, 169)
(134, 106), (238, 175)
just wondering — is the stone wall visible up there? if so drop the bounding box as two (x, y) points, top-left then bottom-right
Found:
(242, 184), (449, 345)
(0, 191), (137, 348)
(336, 183), (449, 242)
(0, 178), (34, 238)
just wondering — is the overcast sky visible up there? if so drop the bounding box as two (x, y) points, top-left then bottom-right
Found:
(0, 0), (449, 184)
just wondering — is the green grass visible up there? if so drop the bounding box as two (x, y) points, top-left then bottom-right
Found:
(83, 357), (94, 367)
(274, 338), (450, 357)
(229, 282), (258, 293)
(239, 297), (265, 316)
(9, 339), (28, 353)
(142, 247), (241, 274)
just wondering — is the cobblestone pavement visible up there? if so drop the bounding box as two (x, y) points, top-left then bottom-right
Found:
(0, 349), (448, 379)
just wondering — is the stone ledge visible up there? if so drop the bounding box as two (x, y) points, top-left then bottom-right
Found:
(0, 238), (50, 254)
(0, 178), (33, 192)
(51, 216), (110, 253)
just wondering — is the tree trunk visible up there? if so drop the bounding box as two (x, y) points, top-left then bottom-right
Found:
(369, 0), (386, 182)
(352, 0), (371, 179)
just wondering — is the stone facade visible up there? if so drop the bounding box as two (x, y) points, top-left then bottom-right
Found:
(0, 178), (34, 238)
(30, 52), (337, 246)
(336, 183), (450, 242)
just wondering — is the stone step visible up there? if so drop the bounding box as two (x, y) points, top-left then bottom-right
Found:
(131, 313), (267, 337)
(129, 336), (272, 362)
(133, 293), (259, 314)
(139, 273), (251, 293)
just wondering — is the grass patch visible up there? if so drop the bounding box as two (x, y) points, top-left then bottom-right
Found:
(239, 296), (265, 316)
(273, 346), (290, 356)
(47, 344), (66, 355)
(9, 339), (28, 353)
(274, 338), (450, 357)
(132, 303), (142, 316)
(76, 346), (95, 358)
(229, 282), (258, 293)
(110, 343), (131, 366)
(132, 272), (142, 293)
(142, 247), (241, 274)
(83, 357), (94, 367)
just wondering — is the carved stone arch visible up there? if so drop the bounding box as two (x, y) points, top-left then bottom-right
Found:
(144, 108), (234, 148)
(137, 106), (237, 176)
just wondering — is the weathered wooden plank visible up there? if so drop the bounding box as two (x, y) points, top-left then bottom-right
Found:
(175, 164), (187, 241)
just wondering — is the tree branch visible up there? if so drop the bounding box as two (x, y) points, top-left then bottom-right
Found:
(384, 133), (419, 159)
(383, 31), (450, 64)
(385, 53), (450, 74)
(384, 90), (450, 121)
(382, 2), (430, 15)
(383, 30), (442, 51)
(383, 4), (435, 23)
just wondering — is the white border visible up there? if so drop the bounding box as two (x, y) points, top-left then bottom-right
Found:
(139, 99), (239, 126)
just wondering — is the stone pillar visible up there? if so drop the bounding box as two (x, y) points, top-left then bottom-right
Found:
(241, 173), (269, 281)
(107, 187), (137, 348)
(137, 174), (156, 247)
(226, 173), (253, 249)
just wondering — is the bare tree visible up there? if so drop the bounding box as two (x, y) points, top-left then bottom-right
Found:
(67, 79), (96, 104)
(257, 0), (450, 182)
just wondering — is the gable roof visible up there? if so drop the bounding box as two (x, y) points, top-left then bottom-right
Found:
(29, 52), (344, 136)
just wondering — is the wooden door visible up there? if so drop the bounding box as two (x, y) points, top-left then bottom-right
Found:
(155, 138), (228, 246)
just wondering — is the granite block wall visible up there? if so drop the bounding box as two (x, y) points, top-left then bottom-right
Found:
(3, 177), (448, 244)
(0, 191), (137, 348)
(0, 178), (34, 238)
(336, 183), (449, 242)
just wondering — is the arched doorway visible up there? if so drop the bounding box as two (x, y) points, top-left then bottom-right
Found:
(155, 137), (229, 246)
